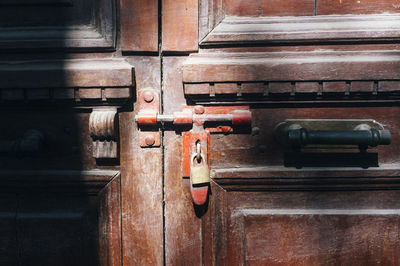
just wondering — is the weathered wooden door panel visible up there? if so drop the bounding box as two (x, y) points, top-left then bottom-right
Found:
(207, 186), (400, 265)
(2, 0), (400, 264)
(210, 106), (400, 167)
(0, 0), (133, 264)
(224, 0), (400, 16)
(0, 171), (121, 266)
(163, 0), (400, 265)
(0, 0), (115, 50)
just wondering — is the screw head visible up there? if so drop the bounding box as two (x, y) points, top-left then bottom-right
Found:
(251, 127), (260, 136)
(194, 105), (205, 114)
(145, 135), (155, 146)
(143, 91), (154, 103)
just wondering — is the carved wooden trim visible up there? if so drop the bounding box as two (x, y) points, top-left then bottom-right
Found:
(201, 14), (400, 46)
(212, 164), (400, 191)
(183, 50), (400, 102)
(0, 0), (115, 50)
(183, 51), (400, 82)
(0, 59), (133, 88)
(0, 59), (134, 106)
(89, 108), (119, 159)
(0, 169), (120, 193)
(1, 87), (133, 103)
(199, 0), (225, 43)
(184, 81), (400, 99)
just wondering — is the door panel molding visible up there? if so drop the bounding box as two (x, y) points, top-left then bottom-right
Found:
(212, 165), (400, 191)
(183, 51), (400, 102)
(206, 185), (400, 265)
(0, 0), (115, 50)
(0, 169), (120, 193)
(0, 59), (134, 106)
(201, 14), (400, 46)
(0, 170), (122, 265)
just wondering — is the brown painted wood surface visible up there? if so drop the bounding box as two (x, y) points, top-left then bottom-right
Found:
(162, 0), (199, 52)
(120, 56), (163, 265)
(317, 0), (400, 15)
(201, 15), (400, 46)
(120, 0), (159, 52)
(0, 0), (115, 50)
(206, 185), (400, 265)
(163, 57), (203, 265)
(224, 0), (315, 16)
(183, 51), (400, 83)
(210, 106), (400, 168)
(4, 0), (400, 264)
(0, 171), (121, 266)
(0, 59), (133, 88)
(199, 0), (224, 41)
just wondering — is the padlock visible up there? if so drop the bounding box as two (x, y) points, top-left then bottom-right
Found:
(190, 153), (210, 185)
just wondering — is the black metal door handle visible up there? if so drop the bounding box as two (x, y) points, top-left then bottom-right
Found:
(274, 119), (391, 151)
(287, 128), (391, 149)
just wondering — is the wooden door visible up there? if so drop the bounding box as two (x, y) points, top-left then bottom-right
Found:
(2, 0), (400, 265)
(159, 0), (400, 265)
(0, 0), (132, 265)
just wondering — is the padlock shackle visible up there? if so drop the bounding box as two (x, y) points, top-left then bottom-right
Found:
(191, 152), (206, 165)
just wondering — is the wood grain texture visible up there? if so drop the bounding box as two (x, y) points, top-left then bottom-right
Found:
(224, 0), (315, 16)
(209, 107), (400, 168)
(199, 0), (224, 41)
(206, 186), (400, 265)
(323, 81), (347, 93)
(317, 0), (400, 15)
(1, 87), (132, 105)
(183, 51), (400, 83)
(120, 0), (158, 52)
(0, 0), (115, 50)
(162, 0), (199, 52)
(212, 165), (400, 191)
(0, 59), (133, 88)
(163, 57), (203, 265)
(269, 82), (292, 94)
(295, 82), (320, 94)
(243, 210), (400, 265)
(120, 56), (163, 266)
(379, 81), (400, 92)
(350, 81), (375, 93)
(0, 171), (121, 265)
(98, 173), (122, 266)
(201, 15), (400, 46)
(183, 80), (400, 101)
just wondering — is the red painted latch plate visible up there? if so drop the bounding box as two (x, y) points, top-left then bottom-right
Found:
(136, 89), (252, 206)
(181, 105), (251, 177)
(137, 88), (161, 147)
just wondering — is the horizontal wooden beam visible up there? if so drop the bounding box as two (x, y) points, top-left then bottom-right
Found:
(201, 14), (400, 46)
(212, 164), (400, 191)
(0, 170), (120, 193)
(183, 50), (400, 83)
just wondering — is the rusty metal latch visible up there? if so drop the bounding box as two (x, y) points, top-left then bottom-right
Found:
(135, 88), (252, 206)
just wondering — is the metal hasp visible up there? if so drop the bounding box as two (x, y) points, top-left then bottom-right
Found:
(275, 119), (391, 150)
(136, 88), (252, 206)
